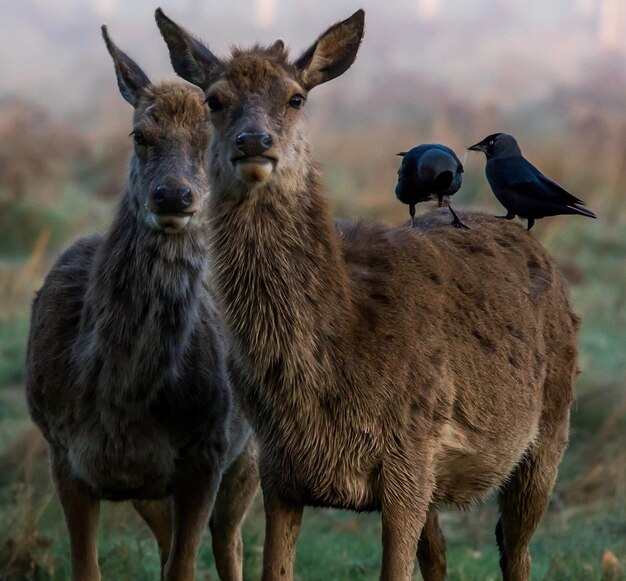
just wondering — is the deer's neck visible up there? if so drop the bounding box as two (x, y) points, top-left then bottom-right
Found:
(76, 192), (207, 409)
(209, 164), (351, 396)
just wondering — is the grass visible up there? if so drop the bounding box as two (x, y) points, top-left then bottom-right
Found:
(1, 477), (625, 579)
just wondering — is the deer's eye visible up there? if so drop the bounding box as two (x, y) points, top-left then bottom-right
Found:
(132, 131), (148, 147)
(206, 95), (223, 112)
(288, 94), (305, 109)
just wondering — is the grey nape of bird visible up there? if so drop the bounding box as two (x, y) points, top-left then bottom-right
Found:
(395, 143), (468, 229)
(468, 132), (597, 230)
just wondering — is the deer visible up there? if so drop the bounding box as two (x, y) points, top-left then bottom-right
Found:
(156, 9), (579, 581)
(24, 28), (259, 581)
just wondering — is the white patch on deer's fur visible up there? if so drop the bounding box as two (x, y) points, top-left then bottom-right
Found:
(151, 213), (191, 232)
(439, 422), (471, 452)
(235, 159), (274, 183)
(525, 419), (541, 449)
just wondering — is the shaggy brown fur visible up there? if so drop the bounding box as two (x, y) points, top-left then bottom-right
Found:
(24, 29), (258, 581)
(158, 9), (578, 581)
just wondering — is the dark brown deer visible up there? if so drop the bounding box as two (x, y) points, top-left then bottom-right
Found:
(157, 9), (579, 581)
(24, 28), (258, 581)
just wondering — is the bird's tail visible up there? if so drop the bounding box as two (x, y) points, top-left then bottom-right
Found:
(569, 204), (597, 219)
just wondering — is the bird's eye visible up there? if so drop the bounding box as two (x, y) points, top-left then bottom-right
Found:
(132, 131), (148, 147)
(489, 140), (494, 146)
(206, 95), (223, 112)
(288, 94), (306, 109)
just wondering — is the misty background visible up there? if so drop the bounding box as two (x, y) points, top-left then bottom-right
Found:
(0, 1), (625, 579)
(3, 0), (626, 222)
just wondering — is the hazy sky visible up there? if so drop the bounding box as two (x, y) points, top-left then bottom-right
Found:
(2, 0), (626, 118)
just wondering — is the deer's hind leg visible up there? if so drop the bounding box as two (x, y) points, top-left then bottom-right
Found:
(496, 406), (570, 581)
(49, 449), (101, 581)
(132, 499), (172, 577)
(210, 437), (260, 581)
(416, 507), (447, 581)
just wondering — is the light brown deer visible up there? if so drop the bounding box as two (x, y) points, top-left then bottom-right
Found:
(24, 28), (258, 581)
(157, 9), (579, 581)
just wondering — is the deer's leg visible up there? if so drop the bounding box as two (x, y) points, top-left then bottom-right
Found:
(380, 505), (424, 581)
(210, 438), (260, 581)
(49, 449), (101, 581)
(416, 507), (446, 581)
(164, 460), (222, 581)
(132, 499), (172, 576)
(380, 448), (434, 581)
(496, 411), (569, 581)
(261, 489), (303, 581)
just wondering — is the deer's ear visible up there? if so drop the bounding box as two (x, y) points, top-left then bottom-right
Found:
(101, 25), (151, 107)
(295, 9), (364, 90)
(155, 8), (223, 90)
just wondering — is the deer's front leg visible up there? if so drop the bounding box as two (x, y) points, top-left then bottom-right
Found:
(261, 490), (304, 581)
(50, 449), (101, 581)
(164, 461), (222, 581)
(379, 449), (435, 581)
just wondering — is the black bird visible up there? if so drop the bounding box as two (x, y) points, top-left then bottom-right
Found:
(395, 143), (468, 229)
(468, 132), (597, 230)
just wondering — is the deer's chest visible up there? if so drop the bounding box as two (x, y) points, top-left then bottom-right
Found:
(66, 414), (178, 500)
(257, 410), (384, 512)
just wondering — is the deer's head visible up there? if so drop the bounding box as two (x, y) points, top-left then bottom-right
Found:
(102, 26), (210, 233)
(155, 9), (364, 193)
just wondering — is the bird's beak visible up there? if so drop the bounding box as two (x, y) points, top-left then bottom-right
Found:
(396, 152), (407, 157)
(467, 142), (484, 152)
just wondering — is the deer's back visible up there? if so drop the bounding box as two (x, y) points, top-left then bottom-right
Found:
(332, 210), (576, 506)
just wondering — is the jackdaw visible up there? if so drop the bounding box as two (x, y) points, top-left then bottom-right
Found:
(468, 132), (596, 230)
(395, 143), (468, 229)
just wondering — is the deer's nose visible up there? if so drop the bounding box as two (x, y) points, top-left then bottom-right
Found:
(235, 131), (273, 156)
(152, 184), (194, 214)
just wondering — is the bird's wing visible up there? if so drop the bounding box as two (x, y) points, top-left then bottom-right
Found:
(397, 155), (413, 179)
(491, 157), (584, 205)
(434, 144), (463, 172)
(490, 157), (537, 185)
(534, 173), (586, 206)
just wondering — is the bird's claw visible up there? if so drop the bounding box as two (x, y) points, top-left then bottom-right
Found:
(449, 207), (469, 230)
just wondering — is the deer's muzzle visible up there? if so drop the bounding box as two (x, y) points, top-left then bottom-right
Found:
(148, 182), (197, 232)
(235, 131), (273, 156)
(230, 130), (277, 184)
